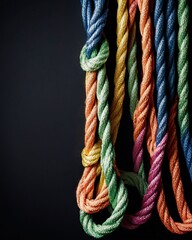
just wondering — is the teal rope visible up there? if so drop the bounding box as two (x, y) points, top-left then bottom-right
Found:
(80, 38), (128, 238)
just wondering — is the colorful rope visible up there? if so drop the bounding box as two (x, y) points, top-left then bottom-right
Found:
(76, 0), (109, 215)
(77, 0), (128, 238)
(109, 0), (149, 229)
(157, 0), (192, 234)
(122, 0), (167, 229)
(131, 0), (152, 177)
(76, 0), (192, 237)
(80, 38), (128, 238)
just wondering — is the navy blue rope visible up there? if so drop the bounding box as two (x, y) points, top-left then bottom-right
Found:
(154, 0), (168, 145)
(81, 0), (108, 58)
(166, 0), (176, 103)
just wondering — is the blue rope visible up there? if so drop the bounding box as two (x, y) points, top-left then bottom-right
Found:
(166, 0), (176, 103)
(81, 0), (108, 57)
(154, 0), (168, 145)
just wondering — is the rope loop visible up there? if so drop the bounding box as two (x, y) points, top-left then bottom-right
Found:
(80, 38), (109, 72)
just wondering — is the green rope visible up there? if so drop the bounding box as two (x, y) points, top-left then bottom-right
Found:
(128, 24), (139, 119)
(80, 38), (128, 238)
(127, 23), (146, 181)
(177, 0), (192, 178)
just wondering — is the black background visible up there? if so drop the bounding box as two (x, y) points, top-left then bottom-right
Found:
(0, 1), (192, 239)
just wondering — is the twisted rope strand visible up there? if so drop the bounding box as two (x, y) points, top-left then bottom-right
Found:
(177, 0), (192, 179)
(80, 48), (128, 238)
(110, 0), (129, 144)
(127, 0), (138, 120)
(122, 0), (168, 229)
(77, 0), (130, 237)
(157, 0), (192, 233)
(132, 0), (153, 174)
(76, 41), (110, 214)
(84, 72), (98, 151)
(126, 0), (148, 180)
(157, 99), (192, 234)
(154, 0), (168, 146)
(76, 0), (110, 220)
(146, 81), (157, 159)
(108, 0), (149, 219)
(128, 23), (138, 118)
(94, 0), (130, 210)
(81, 0), (108, 57)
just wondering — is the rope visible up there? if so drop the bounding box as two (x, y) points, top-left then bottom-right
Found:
(157, 99), (192, 234)
(81, 0), (108, 58)
(80, 39), (128, 238)
(157, 0), (192, 234)
(94, 0), (131, 214)
(110, 0), (129, 144)
(131, 0), (153, 176)
(119, 0), (148, 222)
(77, 0), (129, 238)
(127, 0), (138, 119)
(127, 0), (147, 181)
(76, 0), (109, 215)
(177, 0), (192, 180)
(122, 0), (169, 229)
(76, 0), (192, 236)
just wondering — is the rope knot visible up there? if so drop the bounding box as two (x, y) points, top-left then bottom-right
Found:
(80, 38), (109, 72)
(81, 141), (101, 167)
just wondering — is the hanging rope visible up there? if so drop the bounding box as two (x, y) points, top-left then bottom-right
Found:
(157, 0), (192, 234)
(77, 0), (129, 238)
(131, 0), (152, 177)
(122, 0), (167, 229)
(110, 0), (129, 144)
(127, 0), (138, 119)
(76, 0), (109, 215)
(76, 0), (192, 237)
(80, 38), (128, 238)
(157, 100), (192, 234)
(177, 0), (192, 180)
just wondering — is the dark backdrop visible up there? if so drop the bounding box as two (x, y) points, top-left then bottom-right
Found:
(0, 1), (192, 239)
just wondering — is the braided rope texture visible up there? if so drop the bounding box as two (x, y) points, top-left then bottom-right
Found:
(157, 0), (192, 234)
(76, 0), (110, 216)
(110, 0), (129, 144)
(122, 0), (168, 229)
(76, 0), (192, 237)
(77, 1), (130, 238)
(80, 39), (128, 238)
(177, 0), (192, 179)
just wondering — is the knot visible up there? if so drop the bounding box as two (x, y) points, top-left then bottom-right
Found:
(81, 141), (101, 167)
(80, 38), (109, 72)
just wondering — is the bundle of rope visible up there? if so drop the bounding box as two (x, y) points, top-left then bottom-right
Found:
(157, 0), (192, 234)
(76, 0), (128, 238)
(121, 0), (168, 229)
(76, 0), (192, 238)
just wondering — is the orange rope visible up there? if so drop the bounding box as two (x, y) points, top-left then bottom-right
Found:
(157, 98), (192, 234)
(76, 72), (109, 213)
(84, 72), (97, 151)
(133, 0), (153, 153)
